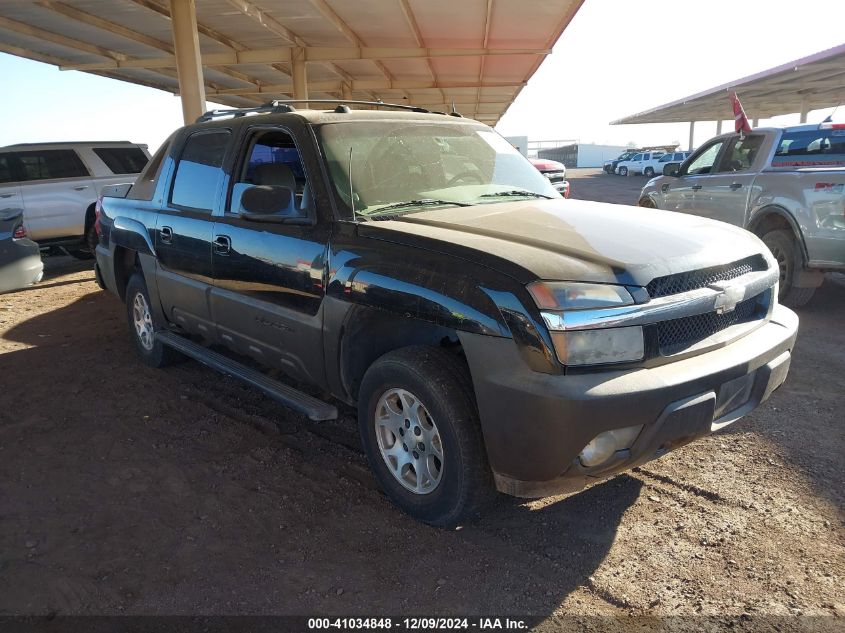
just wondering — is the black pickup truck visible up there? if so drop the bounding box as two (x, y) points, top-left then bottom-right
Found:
(95, 101), (798, 526)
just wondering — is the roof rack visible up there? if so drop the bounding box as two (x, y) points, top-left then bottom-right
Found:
(196, 99), (463, 123)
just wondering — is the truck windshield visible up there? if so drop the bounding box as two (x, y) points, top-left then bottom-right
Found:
(316, 120), (559, 218)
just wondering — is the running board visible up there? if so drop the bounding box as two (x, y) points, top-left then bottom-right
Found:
(157, 331), (337, 421)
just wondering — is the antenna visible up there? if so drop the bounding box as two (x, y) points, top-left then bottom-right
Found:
(348, 146), (359, 222)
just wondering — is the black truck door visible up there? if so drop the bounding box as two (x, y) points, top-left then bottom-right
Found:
(210, 125), (330, 387)
(155, 129), (231, 339)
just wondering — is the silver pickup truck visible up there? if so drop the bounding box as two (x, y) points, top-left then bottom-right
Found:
(0, 141), (149, 258)
(639, 124), (845, 307)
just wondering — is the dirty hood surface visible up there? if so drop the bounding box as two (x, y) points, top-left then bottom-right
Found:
(367, 198), (764, 286)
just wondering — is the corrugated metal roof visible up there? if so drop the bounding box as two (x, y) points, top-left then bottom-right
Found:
(611, 43), (845, 125)
(0, 0), (584, 125)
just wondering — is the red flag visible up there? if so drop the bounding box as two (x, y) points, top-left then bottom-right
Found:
(730, 92), (752, 133)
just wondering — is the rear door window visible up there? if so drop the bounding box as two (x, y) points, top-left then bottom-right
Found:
(771, 129), (845, 168)
(170, 130), (231, 212)
(93, 147), (149, 174)
(16, 149), (89, 181)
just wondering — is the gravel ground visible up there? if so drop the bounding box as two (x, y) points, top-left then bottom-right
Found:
(0, 210), (843, 630)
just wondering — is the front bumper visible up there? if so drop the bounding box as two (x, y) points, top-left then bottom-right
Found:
(459, 304), (798, 498)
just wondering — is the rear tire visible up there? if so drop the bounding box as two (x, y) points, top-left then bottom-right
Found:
(65, 224), (99, 260)
(358, 346), (494, 527)
(638, 197), (657, 208)
(761, 229), (817, 308)
(125, 273), (181, 367)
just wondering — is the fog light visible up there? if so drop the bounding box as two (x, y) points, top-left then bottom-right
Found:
(578, 424), (644, 467)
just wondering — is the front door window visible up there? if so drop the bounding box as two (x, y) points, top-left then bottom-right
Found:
(684, 141), (725, 175)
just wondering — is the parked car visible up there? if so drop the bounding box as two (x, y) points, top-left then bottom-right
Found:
(603, 150), (637, 174)
(645, 151), (693, 178)
(0, 141), (150, 258)
(0, 207), (42, 294)
(616, 151), (665, 176)
(529, 158), (568, 195)
(639, 123), (845, 307)
(96, 102), (797, 526)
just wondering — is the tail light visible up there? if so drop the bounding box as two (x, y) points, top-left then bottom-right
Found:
(94, 195), (103, 236)
(12, 224), (26, 239)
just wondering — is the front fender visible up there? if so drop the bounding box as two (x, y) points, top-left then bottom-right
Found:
(332, 265), (509, 337)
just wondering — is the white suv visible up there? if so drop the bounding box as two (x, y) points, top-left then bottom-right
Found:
(0, 141), (149, 258)
(615, 151), (665, 176)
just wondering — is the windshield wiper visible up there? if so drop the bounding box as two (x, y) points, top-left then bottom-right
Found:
(361, 199), (471, 216)
(479, 190), (554, 199)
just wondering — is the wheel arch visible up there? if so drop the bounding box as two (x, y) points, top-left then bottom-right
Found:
(112, 245), (140, 301)
(336, 304), (466, 403)
(747, 205), (809, 263)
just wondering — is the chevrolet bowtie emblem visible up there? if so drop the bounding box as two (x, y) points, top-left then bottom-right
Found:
(709, 281), (745, 314)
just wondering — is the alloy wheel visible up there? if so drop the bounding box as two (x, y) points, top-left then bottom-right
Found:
(374, 388), (444, 495)
(132, 292), (155, 351)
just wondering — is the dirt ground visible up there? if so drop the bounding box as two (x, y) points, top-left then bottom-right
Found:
(1, 183), (843, 628)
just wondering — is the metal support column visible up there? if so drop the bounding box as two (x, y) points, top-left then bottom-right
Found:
(169, 0), (206, 124)
(341, 82), (352, 101)
(292, 47), (308, 104)
(688, 121), (695, 151)
(799, 96), (810, 123)
(716, 120), (723, 135)
(752, 118), (759, 128)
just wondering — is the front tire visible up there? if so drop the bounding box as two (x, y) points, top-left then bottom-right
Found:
(761, 230), (817, 308)
(644, 167), (655, 178)
(125, 273), (181, 367)
(358, 346), (494, 526)
(618, 166), (628, 177)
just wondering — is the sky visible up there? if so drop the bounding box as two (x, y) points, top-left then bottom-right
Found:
(1, 0), (844, 154)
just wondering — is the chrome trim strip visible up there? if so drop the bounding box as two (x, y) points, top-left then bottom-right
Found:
(540, 268), (778, 331)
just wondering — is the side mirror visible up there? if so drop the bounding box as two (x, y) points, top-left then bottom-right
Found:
(233, 184), (312, 225)
(663, 163), (681, 177)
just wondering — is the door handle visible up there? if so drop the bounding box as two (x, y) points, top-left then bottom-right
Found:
(0, 193), (14, 198)
(73, 185), (89, 191)
(213, 235), (231, 255)
(691, 184), (702, 191)
(160, 226), (173, 243)
(729, 183), (743, 190)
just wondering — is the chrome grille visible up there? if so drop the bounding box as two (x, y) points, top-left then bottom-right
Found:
(656, 297), (760, 355)
(646, 255), (768, 299)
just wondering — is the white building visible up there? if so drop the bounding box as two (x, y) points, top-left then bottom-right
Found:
(538, 143), (630, 168)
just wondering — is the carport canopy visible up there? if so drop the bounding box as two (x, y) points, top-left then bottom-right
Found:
(610, 43), (845, 149)
(0, 0), (583, 125)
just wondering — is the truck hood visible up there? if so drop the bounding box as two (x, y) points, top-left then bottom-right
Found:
(365, 199), (764, 286)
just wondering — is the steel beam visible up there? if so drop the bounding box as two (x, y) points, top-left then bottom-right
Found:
(169, 0), (206, 123)
(59, 47), (548, 71)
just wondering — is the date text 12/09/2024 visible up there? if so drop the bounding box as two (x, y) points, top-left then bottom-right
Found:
(307, 617), (529, 630)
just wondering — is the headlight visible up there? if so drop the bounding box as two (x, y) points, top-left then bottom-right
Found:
(527, 281), (634, 310)
(549, 327), (644, 365)
(527, 282), (643, 366)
